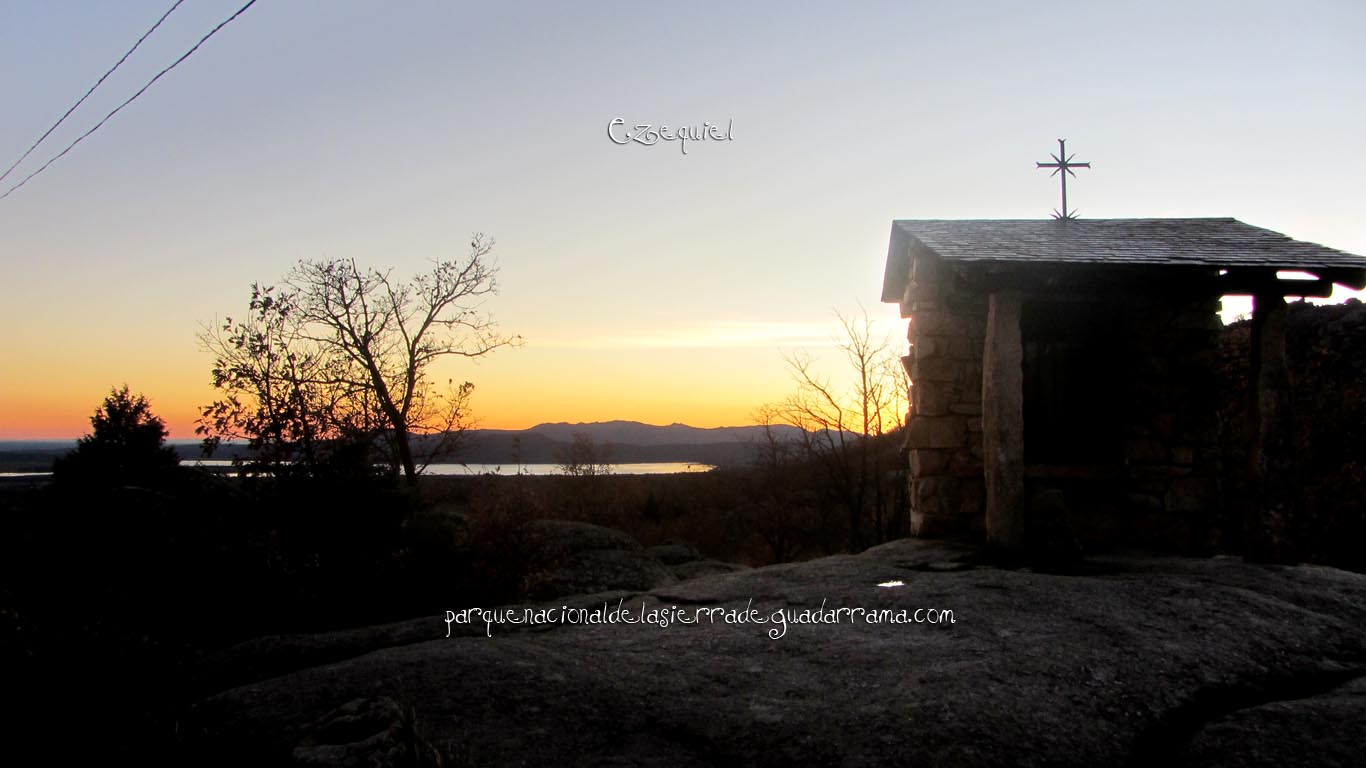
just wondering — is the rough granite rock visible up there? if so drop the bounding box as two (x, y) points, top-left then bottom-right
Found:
(1178, 676), (1366, 768)
(524, 519), (643, 557)
(522, 520), (676, 600)
(526, 548), (677, 600)
(669, 559), (750, 580)
(645, 540), (703, 565)
(184, 540), (1366, 767)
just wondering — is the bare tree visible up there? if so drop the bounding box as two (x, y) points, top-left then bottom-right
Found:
(766, 309), (909, 552)
(743, 404), (816, 562)
(557, 432), (614, 477)
(199, 235), (519, 482)
(553, 431), (614, 520)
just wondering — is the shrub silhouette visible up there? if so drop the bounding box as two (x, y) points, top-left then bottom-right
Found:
(52, 385), (179, 487)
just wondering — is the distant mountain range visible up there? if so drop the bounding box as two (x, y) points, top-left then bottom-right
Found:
(0, 421), (809, 472)
(456, 421), (807, 467)
(512, 420), (791, 446)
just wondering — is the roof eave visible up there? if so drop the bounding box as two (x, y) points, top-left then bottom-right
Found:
(880, 223), (912, 303)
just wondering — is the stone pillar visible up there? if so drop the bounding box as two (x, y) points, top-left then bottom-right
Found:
(1247, 291), (1295, 563)
(982, 290), (1025, 551)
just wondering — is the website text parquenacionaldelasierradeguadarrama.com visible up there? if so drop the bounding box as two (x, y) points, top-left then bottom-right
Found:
(446, 598), (956, 640)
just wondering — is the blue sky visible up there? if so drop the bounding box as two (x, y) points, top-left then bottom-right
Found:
(2, 1), (1363, 436)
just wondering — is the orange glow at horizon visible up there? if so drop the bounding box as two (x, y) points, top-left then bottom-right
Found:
(0, 339), (822, 440)
(1, 387), (791, 440)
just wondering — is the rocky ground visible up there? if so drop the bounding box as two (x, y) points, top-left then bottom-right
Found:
(181, 527), (1366, 767)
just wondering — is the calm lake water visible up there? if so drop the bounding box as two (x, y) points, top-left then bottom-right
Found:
(0, 461), (716, 479)
(186, 460), (714, 476)
(196, 459), (710, 472)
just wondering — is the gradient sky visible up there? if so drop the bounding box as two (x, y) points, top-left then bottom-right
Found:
(2, 1), (1364, 439)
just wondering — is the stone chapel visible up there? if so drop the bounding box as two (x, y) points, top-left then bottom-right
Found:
(881, 218), (1366, 559)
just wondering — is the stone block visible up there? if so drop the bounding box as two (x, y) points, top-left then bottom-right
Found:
(909, 310), (948, 335)
(912, 476), (939, 504)
(1131, 465), (1189, 480)
(910, 449), (950, 477)
(911, 509), (956, 537)
(957, 480), (985, 519)
(1126, 438), (1167, 464)
(913, 382), (951, 416)
(946, 336), (979, 360)
(1126, 493), (1165, 517)
(950, 400), (983, 416)
(964, 362), (983, 383)
(911, 476), (978, 537)
(907, 415), (966, 449)
(1153, 414), (1175, 440)
(1131, 514), (1193, 552)
(913, 358), (961, 383)
(1165, 476), (1218, 515)
(1133, 478), (1170, 497)
(911, 476), (955, 517)
(948, 451), (983, 477)
(907, 290), (940, 309)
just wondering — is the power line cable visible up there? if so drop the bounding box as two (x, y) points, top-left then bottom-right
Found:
(1, 0), (260, 202)
(0, 0), (187, 185)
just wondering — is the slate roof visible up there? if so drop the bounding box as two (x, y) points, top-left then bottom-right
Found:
(882, 218), (1366, 302)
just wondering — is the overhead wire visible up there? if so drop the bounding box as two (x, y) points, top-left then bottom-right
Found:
(0, 0), (188, 185)
(1, 0), (260, 202)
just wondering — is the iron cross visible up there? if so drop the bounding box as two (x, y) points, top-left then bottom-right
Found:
(1036, 138), (1090, 219)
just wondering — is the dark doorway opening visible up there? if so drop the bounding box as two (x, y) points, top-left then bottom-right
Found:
(1022, 300), (1124, 466)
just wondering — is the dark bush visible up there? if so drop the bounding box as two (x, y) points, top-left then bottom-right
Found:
(51, 385), (179, 488)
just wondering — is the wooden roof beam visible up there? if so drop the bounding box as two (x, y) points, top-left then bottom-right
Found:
(1218, 269), (1336, 298)
(1311, 267), (1366, 291)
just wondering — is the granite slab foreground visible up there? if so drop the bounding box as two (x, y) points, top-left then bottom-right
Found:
(186, 540), (1366, 767)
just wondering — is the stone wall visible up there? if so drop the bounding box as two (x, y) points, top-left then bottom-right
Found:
(900, 256), (987, 537)
(900, 258), (1224, 551)
(1110, 293), (1223, 552)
